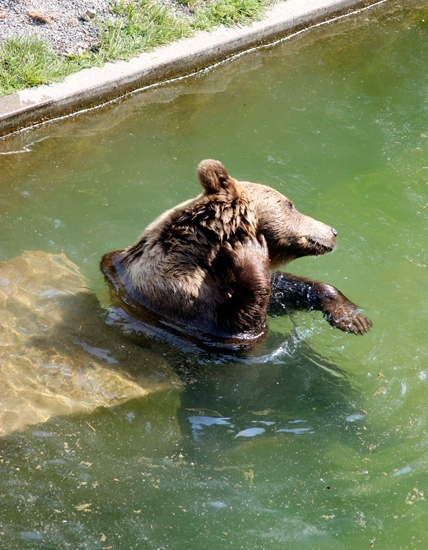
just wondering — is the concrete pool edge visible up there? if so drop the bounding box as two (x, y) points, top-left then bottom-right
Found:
(0, 0), (385, 138)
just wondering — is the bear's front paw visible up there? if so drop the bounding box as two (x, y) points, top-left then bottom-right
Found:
(325, 305), (372, 335)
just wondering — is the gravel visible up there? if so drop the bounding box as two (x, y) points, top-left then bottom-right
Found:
(0, 0), (117, 54)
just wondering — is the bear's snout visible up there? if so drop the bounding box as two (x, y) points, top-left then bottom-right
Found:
(331, 227), (338, 237)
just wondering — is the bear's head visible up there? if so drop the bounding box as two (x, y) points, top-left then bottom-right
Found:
(198, 160), (337, 268)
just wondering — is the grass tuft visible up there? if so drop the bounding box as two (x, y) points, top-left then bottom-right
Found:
(194, 0), (266, 30)
(99, 0), (191, 61)
(0, 37), (71, 96)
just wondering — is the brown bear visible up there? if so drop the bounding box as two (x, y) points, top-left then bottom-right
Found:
(101, 159), (371, 347)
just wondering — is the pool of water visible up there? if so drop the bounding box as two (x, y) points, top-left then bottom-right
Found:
(1, 0), (428, 547)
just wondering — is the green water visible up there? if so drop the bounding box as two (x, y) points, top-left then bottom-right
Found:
(1, 0), (428, 547)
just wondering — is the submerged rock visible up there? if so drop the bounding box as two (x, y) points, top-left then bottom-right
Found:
(0, 251), (180, 436)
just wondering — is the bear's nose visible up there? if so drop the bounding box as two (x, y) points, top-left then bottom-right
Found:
(331, 227), (338, 237)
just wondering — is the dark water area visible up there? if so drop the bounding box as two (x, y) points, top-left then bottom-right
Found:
(1, 0), (428, 547)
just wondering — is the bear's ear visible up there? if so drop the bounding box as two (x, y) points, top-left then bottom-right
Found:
(198, 159), (237, 195)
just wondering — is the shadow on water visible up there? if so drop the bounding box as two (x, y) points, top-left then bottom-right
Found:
(26, 270), (367, 448)
(171, 336), (365, 459)
(77, 292), (368, 460)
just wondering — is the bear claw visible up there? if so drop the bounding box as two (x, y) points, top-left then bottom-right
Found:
(327, 309), (372, 335)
